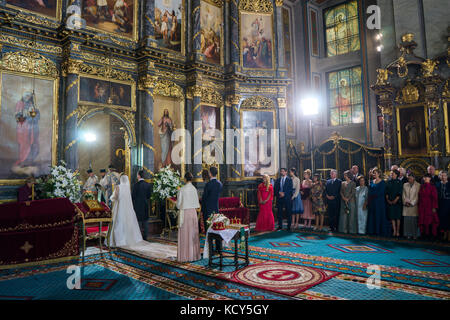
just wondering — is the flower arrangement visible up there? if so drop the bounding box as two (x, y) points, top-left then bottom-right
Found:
(35, 160), (82, 203)
(206, 213), (230, 230)
(151, 166), (182, 202)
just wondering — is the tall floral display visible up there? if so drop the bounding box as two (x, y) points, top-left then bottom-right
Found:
(151, 166), (182, 202)
(36, 161), (82, 203)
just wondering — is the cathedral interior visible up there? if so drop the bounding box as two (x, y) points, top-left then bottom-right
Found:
(0, 0), (449, 303)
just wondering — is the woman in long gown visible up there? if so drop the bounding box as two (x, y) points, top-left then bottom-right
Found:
(437, 171), (450, 241)
(107, 175), (143, 248)
(367, 168), (390, 236)
(301, 169), (314, 229)
(176, 172), (201, 262)
(385, 169), (403, 237)
(356, 176), (369, 234)
(418, 174), (439, 239)
(255, 174), (275, 232)
(311, 174), (326, 231)
(339, 170), (357, 234)
(290, 168), (303, 230)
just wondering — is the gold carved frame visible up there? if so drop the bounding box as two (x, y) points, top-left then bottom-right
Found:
(153, 0), (186, 56)
(76, 107), (135, 180)
(6, 0), (62, 21)
(396, 103), (431, 158)
(239, 0), (276, 71)
(81, 0), (139, 42)
(239, 96), (278, 181)
(77, 74), (136, 112)
(153, 80), (186, 179)
(199, 0), (225, 66)
(0, 51), (59, 186)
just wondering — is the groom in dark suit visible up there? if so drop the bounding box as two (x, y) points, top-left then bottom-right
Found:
(132, 170), (152, 240)
(325, 169), (342, 232)
(274, 168), (293, 231)
(201, 166), (223, 230)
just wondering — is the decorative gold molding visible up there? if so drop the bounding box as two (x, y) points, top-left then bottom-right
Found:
(65, 106), (89, 123)
(15, 12), (60, 29)
(226, 94), (242, 106)
(138, 74), (158, 90)
(121, 110), (136, 131)
(241, 96), (275, 109)
(0, 51), (59, 78)
(187, 85), (203, 98)
(154, 79), (184, 99)
(400, 81), (419, 104)
(64, 140), (78, 153)
(240, 86), (278, 94)
(80, 52), (136, 70)
(277, 98), (287, 108)
(275, 0), (284, 7)
(0, 35), (62, 54)
(204, 0), (224, 7)
(239, 0), (273, 13)
(143, 141), (156, 153)
(201, 87), (223, 105)
(422, 59), (439, 78)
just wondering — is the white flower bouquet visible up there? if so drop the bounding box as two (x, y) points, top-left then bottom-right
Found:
(206, 213), (230, 229)
(151, 165), (182, 202)
(36, 160), (82, 203)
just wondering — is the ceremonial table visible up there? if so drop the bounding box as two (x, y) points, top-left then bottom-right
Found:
(0, 198), (80, 269)
(204, 225), (250, 271)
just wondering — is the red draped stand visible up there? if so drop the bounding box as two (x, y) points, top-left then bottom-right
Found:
(219, 197), (250, 225)
(0, 198), (80, 269)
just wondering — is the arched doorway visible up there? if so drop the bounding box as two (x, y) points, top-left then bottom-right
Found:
(77, 110), (133, 183)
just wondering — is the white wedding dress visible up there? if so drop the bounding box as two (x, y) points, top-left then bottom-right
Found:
(107, 175), (143, 247)
(105, 175), (178, 259)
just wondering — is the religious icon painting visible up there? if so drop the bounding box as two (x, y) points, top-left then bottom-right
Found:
(78, 76), (134, 110)
(241, 110), (277, 178)
(6, 0), (60, 20)
(240, 12), (274, 70)
(0, 72), (58, 180)
(396, 105), (429, 157)
(153, 95), (184, 174)
(155, 0), (184, 53)
(81, 0), (137, 40)
(200, 0), (222, 65)
(200, 105), (223, 165)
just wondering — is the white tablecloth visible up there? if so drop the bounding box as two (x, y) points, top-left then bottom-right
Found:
(203, 227), (249, 259)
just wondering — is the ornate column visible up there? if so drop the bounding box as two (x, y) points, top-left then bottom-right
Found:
(143, 0), (155, 42)
(188, 85), (203, 179)
(192, 0), (202, 61)
(371, 69), (395, 171)
(138, 74), (156, 177)
(421, 59), (442, 168)
(274, 0), (285, 69)
(227, 93), (242, 179)
(229, 0), (240, 72)
(62, 58), (82, 171)
(277, 98), (287, 169)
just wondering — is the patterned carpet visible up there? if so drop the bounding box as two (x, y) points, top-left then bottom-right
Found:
(0, 230), (449, 300)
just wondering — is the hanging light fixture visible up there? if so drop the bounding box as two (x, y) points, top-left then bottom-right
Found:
(29, 32), (37, 118)
(106, 49), (113, 105)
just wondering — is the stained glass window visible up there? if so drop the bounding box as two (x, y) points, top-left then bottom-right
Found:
(324, 0), (360, 57)
(328, 66), (364, 126)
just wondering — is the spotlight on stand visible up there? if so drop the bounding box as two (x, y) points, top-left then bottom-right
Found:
(300, 97), (319, 172)
(84, 132), (97, 143)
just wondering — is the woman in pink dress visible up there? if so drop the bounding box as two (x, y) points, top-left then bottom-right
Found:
(256, 174), (275, 232)
(301, 169), (315, 229)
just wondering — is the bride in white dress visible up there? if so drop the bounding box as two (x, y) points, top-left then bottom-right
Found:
(105, 174), (178, 259)
(107, 175), (143, 247)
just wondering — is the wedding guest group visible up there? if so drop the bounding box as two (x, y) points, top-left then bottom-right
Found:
(253, 164), (449, 242)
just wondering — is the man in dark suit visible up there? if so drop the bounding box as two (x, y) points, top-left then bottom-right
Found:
(326, 169), (342, 233)
(132, 170), (152, 240)
(202, 166), (223, 229)
(274, 168), (293, 231)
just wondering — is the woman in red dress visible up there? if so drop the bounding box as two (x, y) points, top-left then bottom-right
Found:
(418, 174), (439, 238)
(255, 174), (274, 232)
